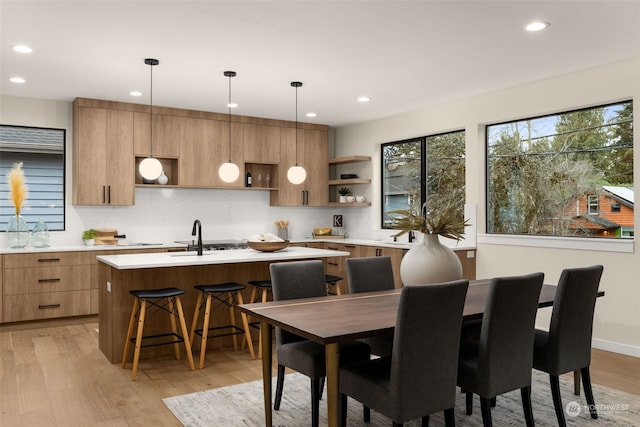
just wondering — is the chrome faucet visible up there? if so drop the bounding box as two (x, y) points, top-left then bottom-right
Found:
(191, 219), (203, 255)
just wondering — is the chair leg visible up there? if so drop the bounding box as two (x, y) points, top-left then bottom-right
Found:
(189, 292), (203, 345)
(319, 376), (325, 400)
(227, 292), (239, 351)
(274, 364), (286, 410)
(121, 298), (139, 368)
(340, 393), (348, 427)
(465, 391), (473, 415)
(480, 397), (493, 427)
(550, 374), (566, 427)
(199, 294), (213, 369)
(131, 299), (147, 381)
(581, 367), (598, 419)
(235, 291), (255, 359)
(521, 386), (534, 427)
(574, 370), (581, 395)
(174, 296), (195, 371)
(392, 422), (403, 427)
(422, 414), (429, 426)
(167, 297), (180, 359)
(444, 408), (455, 427)
(311, 378), (321, 427)
(490, 396), (496, 407)
(364, 405), (370, 422)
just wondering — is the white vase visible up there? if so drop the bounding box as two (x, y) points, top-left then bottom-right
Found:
(339, 196), (347, 203)
(400, 233), (462, 285)
(157, 171), (169, 185)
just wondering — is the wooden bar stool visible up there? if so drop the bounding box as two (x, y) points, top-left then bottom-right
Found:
(325, 274), (343, 295)
(190, 283), (255, 368)
(121, 287), (195, 381)
(248, 279), (274, 358)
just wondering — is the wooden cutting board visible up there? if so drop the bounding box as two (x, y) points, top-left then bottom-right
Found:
(94, 228), (118, 245)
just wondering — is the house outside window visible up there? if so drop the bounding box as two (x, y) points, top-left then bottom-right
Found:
(0, 125), (66, 231)
(486, 100), (633, 238)
(381, 130), (465, 228)
(588, 195), (599, 215)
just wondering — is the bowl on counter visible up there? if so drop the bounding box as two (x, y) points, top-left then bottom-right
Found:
(247, 240), (290, 252)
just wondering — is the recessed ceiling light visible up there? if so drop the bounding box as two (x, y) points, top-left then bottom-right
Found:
(525, 21), (550, 32)
(129, 90), (142, 97)
(306, 112), (317, 118)
(13, 45), (32, 53)
(9, 77), (26, 84)
(357, 96), (371, 103)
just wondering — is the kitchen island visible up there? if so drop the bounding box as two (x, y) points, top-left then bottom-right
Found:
(97, 246), (349, 363)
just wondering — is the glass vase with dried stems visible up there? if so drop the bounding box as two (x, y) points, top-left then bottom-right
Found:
(6, 162), (30, 248)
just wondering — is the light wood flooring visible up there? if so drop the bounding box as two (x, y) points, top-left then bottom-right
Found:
(1, 316), (638, 427)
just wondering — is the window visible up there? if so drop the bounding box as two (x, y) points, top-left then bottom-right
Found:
(486, 101), (633, 238)
(381, 130), (465, 228)
(1, 125), (66, 231)
(587, 195), (599, 215)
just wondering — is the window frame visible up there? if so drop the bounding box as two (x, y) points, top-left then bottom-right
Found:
(484, 100), (633, 242)
(1, 124), (66, 232)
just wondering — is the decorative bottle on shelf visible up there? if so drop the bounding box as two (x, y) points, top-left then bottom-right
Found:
(245, 167), (252, 187)
(31, 217), (50, 248)
(157, 170), (169, 185)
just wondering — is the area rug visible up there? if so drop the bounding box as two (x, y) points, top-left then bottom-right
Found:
(163, 370), (640, 426)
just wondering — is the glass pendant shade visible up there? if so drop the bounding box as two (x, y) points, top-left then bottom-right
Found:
(287, 165), (307, 185)
(219, 161), (240, 183)
(139, 157), (163, 180)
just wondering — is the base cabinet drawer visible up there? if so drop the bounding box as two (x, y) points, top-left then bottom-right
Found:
(3, 290), (91, 322)
(3, 266), (91, 295)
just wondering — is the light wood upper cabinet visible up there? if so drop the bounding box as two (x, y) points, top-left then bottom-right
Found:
(179, 118), (243, 188)
(271, 127), (328, 206)
(243, 123), (281, 163)
(73, 103), (134, 205)
(133, 112), (181, 158)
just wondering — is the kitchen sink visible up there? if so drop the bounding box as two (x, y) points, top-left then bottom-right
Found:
(169, 251), (217, 257)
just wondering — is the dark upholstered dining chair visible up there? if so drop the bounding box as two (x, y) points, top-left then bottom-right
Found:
(340, 280), (469, 427)
(457, 272), (544, 427)
(345, 256), (396, 358)
(533, 265), (604, 427)
(269, 260), (370, 427)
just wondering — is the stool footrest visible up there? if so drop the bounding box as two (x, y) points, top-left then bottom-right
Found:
(194, 325), (245, 340)
(130, 332), (185, 349)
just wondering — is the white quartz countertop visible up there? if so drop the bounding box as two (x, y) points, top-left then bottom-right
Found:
(97, 246), (350, 270)
(0, 242), (185, 255)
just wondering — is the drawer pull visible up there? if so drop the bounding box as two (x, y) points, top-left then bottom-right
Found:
(38, 278), (61, 283)
(38, 258), (61, 263)
(344, 245), (356, 249)
(328, 262), (339, 266)
(38, 304), (61, 309)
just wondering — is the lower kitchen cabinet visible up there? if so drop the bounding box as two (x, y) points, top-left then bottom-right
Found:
(1, 247), (172, 323)
(2, 251), (92, 322)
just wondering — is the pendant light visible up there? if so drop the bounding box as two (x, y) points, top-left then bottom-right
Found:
(287, 81), (307, 185)
(138, 58), (163, 181)
(218, 71), (240, 183)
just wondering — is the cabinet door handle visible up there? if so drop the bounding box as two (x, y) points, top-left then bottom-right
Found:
(38, 278), (61, 283)
(108, 185), (111, 204)
(103, 185), (106, 203)
(38, 258), (61, 263)
(38, 304), (61, 309)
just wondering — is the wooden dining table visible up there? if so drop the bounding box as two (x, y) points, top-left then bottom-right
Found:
(238, 279), (604, 427)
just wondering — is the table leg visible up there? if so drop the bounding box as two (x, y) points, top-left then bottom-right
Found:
(325, 342), (340, 427)
(261, 321), (273, 426)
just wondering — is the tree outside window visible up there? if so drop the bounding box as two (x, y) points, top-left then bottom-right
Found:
(486, 101), (633, 238)
(381, 130), (465, 228)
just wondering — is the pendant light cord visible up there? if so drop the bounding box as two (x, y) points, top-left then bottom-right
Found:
(148, 59), (155, 158)
(228, 72), (232, 162)
(291, 81), (303, 166)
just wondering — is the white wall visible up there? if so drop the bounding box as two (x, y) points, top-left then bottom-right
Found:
(0, 95), (361, 246)
(335, 57), (640, 357)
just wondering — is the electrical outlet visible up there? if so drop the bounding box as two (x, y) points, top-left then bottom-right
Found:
(106, 281), (111, 292)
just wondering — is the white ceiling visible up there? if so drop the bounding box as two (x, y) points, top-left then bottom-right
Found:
(1, 1), (639, 127)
